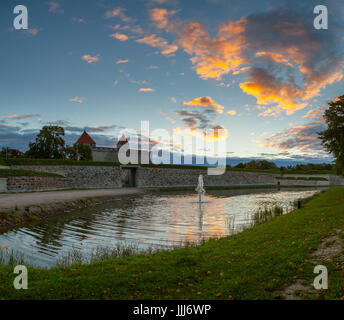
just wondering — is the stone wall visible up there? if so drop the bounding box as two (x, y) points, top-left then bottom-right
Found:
(7, 176), (69, 192)
(10, 165), (124, 189)
(136, 167), (277, 188)
(6, 165), (344, 192)
(328, 174), (344, 186)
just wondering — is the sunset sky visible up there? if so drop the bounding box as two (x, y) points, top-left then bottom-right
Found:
(1, 0), (344, 164)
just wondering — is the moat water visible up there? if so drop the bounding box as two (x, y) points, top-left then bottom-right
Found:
(0, 188), (323, 268)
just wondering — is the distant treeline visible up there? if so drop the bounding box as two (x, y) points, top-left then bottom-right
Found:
(228, 160), (333, 172)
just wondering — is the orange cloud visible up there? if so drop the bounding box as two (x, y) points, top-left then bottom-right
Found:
(176, 19), (247, 80)
(136, 34), (178, 55)
(116, 59), (129, 64)
(150, 8), (177, 30)
(183, 96), (224, 114)
(110, 33), (129, 41)
(81, 54), (99, 64)
(139, 88), (155, 92)
(26, 29), (38, 36)
(227, 110), (236, 115)
(5, 113), (39, 119)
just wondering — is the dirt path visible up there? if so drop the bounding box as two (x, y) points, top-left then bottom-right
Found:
(275, 228), (343, 299)
(0, 188), (143, 210)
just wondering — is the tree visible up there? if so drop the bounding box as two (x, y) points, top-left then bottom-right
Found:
(0, 147), (24, 158)
(26, 126), (66, 159)
(66, 143), (93, 161)
(318, 95), (344, 174)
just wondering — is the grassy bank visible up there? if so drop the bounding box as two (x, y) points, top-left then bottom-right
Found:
(0, 157), (336, 175)
(0, 188), (343, 299)
(0, 169), (64, 178)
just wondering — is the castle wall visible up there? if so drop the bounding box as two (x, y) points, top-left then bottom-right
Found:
(6, 165), (344, 192)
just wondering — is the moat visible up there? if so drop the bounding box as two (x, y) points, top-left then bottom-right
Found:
(0, 188), (323, 268)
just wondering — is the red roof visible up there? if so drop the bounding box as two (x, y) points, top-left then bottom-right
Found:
(77, 131), (96, 145)
(117, 135), (128, 146)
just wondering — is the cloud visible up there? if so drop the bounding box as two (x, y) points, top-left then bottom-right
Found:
(104, 7), (133, 23)
(303, 106), (325, 119)
(116, 59), (129, 64)
(150, 8), (177, 30)
(25, 29), (38, 36)
(136, 34), (178, 55)
(227, 110), (236, 115)
(110, 33), (129, 41)
(48, 1), (63, 14)
(81, 54), (100, 64)
(72, 17), (86, 23)
(69, 96), (84, 104)
(171, 97), (177, 103)
(174, 97), (227, 141)
(176, 19), (247, 80)
(159, 6), (344, 116)
(5, 114), (40, 120)
(262, 114), (328, 157)
(183, 96), (224, 114)
(139, 88), (155, 92)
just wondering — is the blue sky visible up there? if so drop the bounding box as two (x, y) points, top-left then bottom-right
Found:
(1, 0), (344, 163)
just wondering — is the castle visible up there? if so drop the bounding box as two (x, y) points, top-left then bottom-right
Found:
(76, 131), (150, 163)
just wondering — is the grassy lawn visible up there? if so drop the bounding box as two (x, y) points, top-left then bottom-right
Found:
(0, 157), (337, 175)
(0, 188), (343, 300)
(0, 169), (64, 178)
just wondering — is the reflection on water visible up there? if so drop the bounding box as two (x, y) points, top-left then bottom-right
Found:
(0, 188), (323, 268)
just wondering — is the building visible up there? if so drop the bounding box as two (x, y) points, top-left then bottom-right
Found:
(75, 131), (150, 163)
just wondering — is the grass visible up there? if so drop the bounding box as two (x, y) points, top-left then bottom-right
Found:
(0, 169), (64, 178)
(276, 176), (328, 181)
(251, 205), (284, 225)
(0, 157), (337, 175)
(0, 187), (343, 299)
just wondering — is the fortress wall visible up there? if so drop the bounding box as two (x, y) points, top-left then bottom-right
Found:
(10, 165), (124, 189)
(7, 165), (343, 192)
(136, 167), (277, 188)
(7, 176), (69, 192)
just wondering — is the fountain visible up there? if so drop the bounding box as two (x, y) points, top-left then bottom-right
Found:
(195, 174), (206, 203)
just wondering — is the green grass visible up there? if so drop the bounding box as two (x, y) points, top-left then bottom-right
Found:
(276, 176), (329, 181)
(0, 169), (64, 178)
(0, 187), (343, 300)
(0, 157), (337, 175)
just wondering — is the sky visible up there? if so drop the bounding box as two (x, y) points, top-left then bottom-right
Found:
(0, 0), (344, 164)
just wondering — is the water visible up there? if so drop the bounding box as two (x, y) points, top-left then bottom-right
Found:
(0, 188), (322, 268)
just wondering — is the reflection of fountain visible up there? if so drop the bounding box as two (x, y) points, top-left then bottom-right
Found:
(195, 174), (206, 203)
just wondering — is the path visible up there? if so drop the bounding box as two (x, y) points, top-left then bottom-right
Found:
(0, 188), (143, 210)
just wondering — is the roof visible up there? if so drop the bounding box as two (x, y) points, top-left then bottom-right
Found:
(76, 131), (96, 145)
(117, 135), (128, 146)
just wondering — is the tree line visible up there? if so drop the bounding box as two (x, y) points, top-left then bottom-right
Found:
(1, 126), (92, 161)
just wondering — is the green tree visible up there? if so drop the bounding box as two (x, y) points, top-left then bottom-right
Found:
(318, 95), (344, 174)
(26, 126), (66, 159)
(66, 143), (93, 161)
